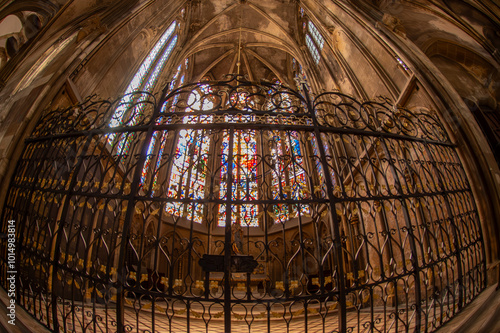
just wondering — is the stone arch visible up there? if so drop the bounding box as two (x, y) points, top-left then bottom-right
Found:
(0, 1), (499, 332)
(0, 11), (47, 65)
(23, 13), (43, 40)
(0, 15), (23, 59)
(0, 1), (58, 24)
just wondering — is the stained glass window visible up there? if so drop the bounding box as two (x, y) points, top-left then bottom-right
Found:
(141, 59), (187, 188)
(144, 62), (188, 191)
(140, 74), (310, 227)
(161, 62), (186, 114)
(166, 87), (214, 223)
(218, 93), (259, 227)
(218, 127), (259, 227)
(107, 19), (178, 188)
(140, 130), (161, 185)
(151, 132), (168, 189)
(117, 35), (178, 156)
(143, 36), (178, 92)
(110, 21), (177, 129)
(268, 132), (309, 223)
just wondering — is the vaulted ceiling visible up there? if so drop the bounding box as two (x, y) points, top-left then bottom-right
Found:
(181, 1), (302, 84)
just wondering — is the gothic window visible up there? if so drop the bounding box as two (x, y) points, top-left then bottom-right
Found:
(265, 91), (311, 223)
(269, 129), (309, 223)
(2, 1), (490, 331)
(305, 21), (324, 64)
(305, 35), (320, 64)
(308, 21), (324, 50)
(218, 92), (260, 227)
(166, 84), (214, 223)
(109, 20), (178, 154)
(142, 60), (188, 186)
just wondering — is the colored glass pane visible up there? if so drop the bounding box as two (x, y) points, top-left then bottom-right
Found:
(110, 21), (176, 128)
(124, 35), (178, 132)
(218, 127), (259, 227)
(109, 22), (177, 160)
(150, 61), (188, 194)
(166, 88), (213, 223)
(310, 133), (331, 191)
(218, 92), (259, 227)
(269, 130), (309, 222)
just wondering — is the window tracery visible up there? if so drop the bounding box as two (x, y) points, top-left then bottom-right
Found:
(304, 21), (324, 64)
(142, 60), (188, 187)
(306, 34), (321, 64)
(308, 21), (325, 50)
(218, 92), (260, 227)
(166, 84), (213, 223)
(109, 20), (178, 154)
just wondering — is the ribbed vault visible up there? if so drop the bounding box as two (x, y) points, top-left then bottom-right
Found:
(175, 1), (304, 85)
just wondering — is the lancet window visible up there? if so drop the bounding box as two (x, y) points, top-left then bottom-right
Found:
(165, 83), (214, 223)
(217, 93), (259, 226)
(142, 59), (188, 187)
(305, 20), (324, 64)
(109, 20), (178, 154)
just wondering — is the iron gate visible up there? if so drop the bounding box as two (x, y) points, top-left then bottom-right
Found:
(0, 75), (486, 332)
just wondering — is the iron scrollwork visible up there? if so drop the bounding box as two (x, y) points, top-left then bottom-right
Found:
(0, 75), (486, 332)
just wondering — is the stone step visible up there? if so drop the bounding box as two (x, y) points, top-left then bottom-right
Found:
(436, 284), (500, 333)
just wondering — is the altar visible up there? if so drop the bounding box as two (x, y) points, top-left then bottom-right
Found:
(209, 272), (269, 292)
(198, 254), (268, 291)
(209, 272), (268, 283)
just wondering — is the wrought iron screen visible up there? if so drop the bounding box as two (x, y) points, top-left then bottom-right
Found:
(0, 75), (486, 332)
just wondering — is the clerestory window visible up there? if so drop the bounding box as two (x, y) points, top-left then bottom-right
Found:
(142, 59), (188, 187)
(305, 21), (324, 64)
(109, 20), (178, 154)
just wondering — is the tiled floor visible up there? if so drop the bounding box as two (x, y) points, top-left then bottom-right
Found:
(55, 300), (444, 333)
